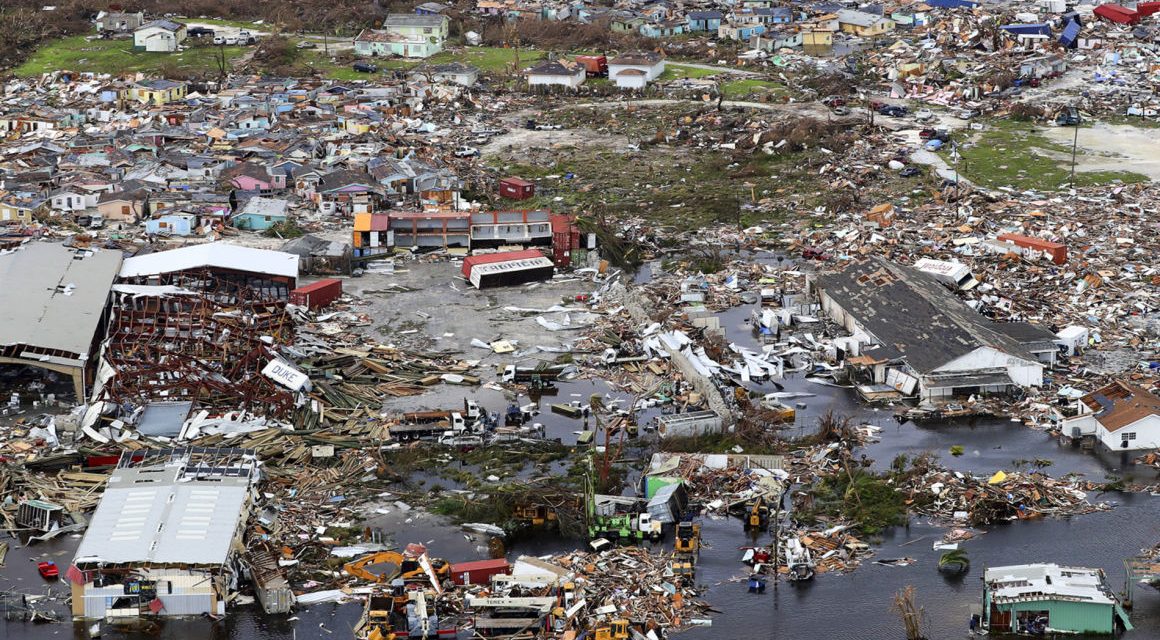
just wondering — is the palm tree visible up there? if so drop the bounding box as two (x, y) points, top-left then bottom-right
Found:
(938, 549), (970, 574)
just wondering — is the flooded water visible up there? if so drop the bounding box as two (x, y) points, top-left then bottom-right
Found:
(6, 292), (1160, 640)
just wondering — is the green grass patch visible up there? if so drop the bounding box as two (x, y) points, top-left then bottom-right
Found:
(428, 46), (547, 73)
(720, 78), (787, 100)
(659, 63), (720, 81)
(943, 119), (1149, 190)
(14, 35), (248, 77)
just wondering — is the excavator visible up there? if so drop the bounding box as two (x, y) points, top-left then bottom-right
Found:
(344, 546), (451, 591)
(744, 495), (770, 531)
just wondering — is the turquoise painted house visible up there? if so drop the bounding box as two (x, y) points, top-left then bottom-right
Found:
(232, 196), (289, 231)
(688, 11), (723, 31)
(982, 565), (1133, 635)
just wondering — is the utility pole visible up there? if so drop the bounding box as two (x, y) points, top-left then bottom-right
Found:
(1069, 116), (1079, 185)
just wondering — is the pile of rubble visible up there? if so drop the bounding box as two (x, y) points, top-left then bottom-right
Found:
(899, 467), (1111, 527)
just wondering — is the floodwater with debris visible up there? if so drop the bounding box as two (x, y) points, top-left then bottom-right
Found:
(9, 371), (1160, 640)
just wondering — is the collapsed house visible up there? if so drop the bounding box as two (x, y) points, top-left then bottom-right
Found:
(70, 448), (259, 619)
(0, 243), (122, 401)
(93, 243), (301, 418)
(812, 257), (1055, 402)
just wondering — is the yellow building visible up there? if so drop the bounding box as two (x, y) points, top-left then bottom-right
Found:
(130, 79), (188, 105)
(837, 10), (896, 37)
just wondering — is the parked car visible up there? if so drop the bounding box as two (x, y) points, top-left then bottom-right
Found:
(38, 561), (59, 580)
(453, 146), (481, 158)
(957, 109), (979, 120)
(534, 123), (564, 131)
(831, 106), (850, 116)
(900, 166), (924, 178)
(353, 62), (378, 73)
(237, 30), (257, 45)
(1056, 107), (1081, 127)
(296, 40), (316, 49)
(188, 27), (214, 38)
(821, 95), (847, 108)
(802, 247), (831, 261)
(90, 214), (105, 229)
(915, 109), (934, 122)
(879, 105), (908, 117)
(213, 35), (227, 45)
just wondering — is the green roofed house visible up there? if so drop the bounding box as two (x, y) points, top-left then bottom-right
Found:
(982, 564), (1133, 635)
(353, 14), (449, 58)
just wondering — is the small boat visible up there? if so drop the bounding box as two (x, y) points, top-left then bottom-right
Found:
(37, 561), (59, 580)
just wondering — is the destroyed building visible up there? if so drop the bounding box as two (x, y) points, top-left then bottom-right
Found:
(812, 257), (1056, 402)
(0, 243), (122, 401)
(95, 243), (301, 418)
(70, 448), (259, 619)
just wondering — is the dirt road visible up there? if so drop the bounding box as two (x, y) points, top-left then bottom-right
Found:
(1041, 122), (1160, 180)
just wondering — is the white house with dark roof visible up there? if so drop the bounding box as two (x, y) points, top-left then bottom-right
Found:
(526, 59), (587, 89)
(133, 20), (187, 52)
(1063, 381), (1160, 451)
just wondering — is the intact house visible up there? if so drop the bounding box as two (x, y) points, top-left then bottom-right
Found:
(526, 60), (587, 90)
(1062, 381), (1160, 451)
(353, 14), (449, 58)
(836, 10), (896, 37)
(69, 449), (259, 620)
(232, 196), (289, 231)
(410, 62), (480, 87)
(50, 189), (99, 213)
(608, 51), (666, 89)
(133, 20), (187, 53)
(688, 11), (723, 32)
(812, 257), (1054, 403)
(130, 80), (188, 105)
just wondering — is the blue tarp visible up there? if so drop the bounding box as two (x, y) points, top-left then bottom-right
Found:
(1059, 20), (1081, 48)
(1001, 23), (1053, 36)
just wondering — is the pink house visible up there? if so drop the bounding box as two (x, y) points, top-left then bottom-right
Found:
(228, 163), (286, 191)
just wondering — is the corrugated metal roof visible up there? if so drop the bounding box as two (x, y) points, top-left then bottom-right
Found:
(119, 242), (299, 279)
(74, 455), (255, 566)
(0, 243), (123, 359)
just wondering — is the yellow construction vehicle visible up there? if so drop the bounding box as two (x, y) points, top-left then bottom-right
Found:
(745, 496), (770, 530)
(674, 521), (701, 555)
(344, 550), (451, 587)
(594, 619), (631, 640)
(513, 504), (557, 526)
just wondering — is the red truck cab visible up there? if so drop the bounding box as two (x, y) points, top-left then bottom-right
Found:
(575, 55), (608, 77)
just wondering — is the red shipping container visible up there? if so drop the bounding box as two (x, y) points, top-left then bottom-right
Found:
(1093, 4), (1139, 24)
(997, 233), (1067, 265)
(1138, 1), (1160, 16)
(449, 558), (511, 585)
(289, 278), (343, 309)
(499, 177), (535, 200)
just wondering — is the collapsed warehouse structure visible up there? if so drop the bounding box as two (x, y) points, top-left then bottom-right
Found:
(91, 243), (302, 420)
(69, 448), (259, 619)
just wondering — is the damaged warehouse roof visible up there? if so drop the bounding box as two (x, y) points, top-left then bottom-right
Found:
(73, 448), (258, 566)
(814, 257), (1047, 374)
(0, 243), (122, 399)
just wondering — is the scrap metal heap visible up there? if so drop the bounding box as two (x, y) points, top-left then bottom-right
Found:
(99, 272), (297, 418)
